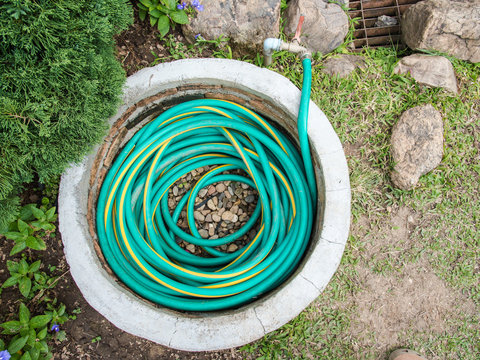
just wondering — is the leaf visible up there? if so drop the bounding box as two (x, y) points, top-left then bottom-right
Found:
(19, 277), (32, 297)
(34, 273), (46, 285)
(19, 259), (29, 274)
(1, 320), (22, 335)
(26, 328), (36, 348)
(35, 339), (48, 353)
(19, 303), (31, 324)
(29, 314), (52, 329)
(149, 14), (158, 26)
(157, 15), (170, 37)
(5, 231), (26, 241)
(40, 223), (55, 232)
(170, 10), (189, 24)
(8, 335), (29, 354)
(26, 236), (46, 251)
(58, 304), (66, 317)
(30, 206), (45, 221)
(149, 9), (162, 17)
(139, 0), (152, 7)
(20, 351), (32, 360)
(138, 8), (147, 20)
(19, 204), (35, 222)
(18, 219), (29, 233)
(0, 338), (4, 349)
(55, 330), (67, 342)
(2, 275), (20, 288)
(29, 260), (42, 273)
(7, 260), (20, 273)
(10, 241), (27, 256)
(37, 327), (47, 340)
(29, 347), (40, 360)
(162, 0), (176, 10)
(45, 207), (56, 221)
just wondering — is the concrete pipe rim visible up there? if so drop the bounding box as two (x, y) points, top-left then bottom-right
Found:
(59, 59), (351, 351)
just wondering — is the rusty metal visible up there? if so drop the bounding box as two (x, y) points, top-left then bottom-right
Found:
(348, 0), (421, 50)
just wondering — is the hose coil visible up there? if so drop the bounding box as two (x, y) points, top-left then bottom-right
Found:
(96, 60), (315, 311)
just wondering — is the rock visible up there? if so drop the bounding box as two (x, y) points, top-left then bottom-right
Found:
(172, 186), (178, 196)
(198, 229), (208, 238)
(402, 0), (480, 63)
(245, 195), (256, 203)
(232, 214), (239, 223)
(207, 185), (216, 195)
(221, 211), (234, 221)
(207, 199), (216, 211)
(227, 243), (238, 252)
(182, 0), (281, 53)
(322, 54), (366, 78)
(193, 211), (205, 221)
(375, 15), (397, 27)
(216, 183), (226, 193)
(208, 224), (215, 236)
(285, 0), (349, 54)
(198, 188), (208, 198)
(212, 213), (221, 222)
(205, 213), (212, 222)
(186, 244), (196, 253)
(390, 104), (444, 190)
(393, 54), (458, 93)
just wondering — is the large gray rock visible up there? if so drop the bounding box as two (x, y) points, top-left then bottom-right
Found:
(285, 0), (349, 54)
(322, 54), (366, 78)
(402, 0), (480, 63)
(394, 54), (458, 93)
(182, 0), (281, 53)
(390, 104), (444, 190)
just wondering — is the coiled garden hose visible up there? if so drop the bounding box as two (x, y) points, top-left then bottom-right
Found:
(96, 59), (316, 311)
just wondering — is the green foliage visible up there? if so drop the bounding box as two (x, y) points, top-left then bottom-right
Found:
(3, 202), (57, 256)
(1, 303), (53, 360)
(0, 0), (133, 228)
(137, 0), (189, 37)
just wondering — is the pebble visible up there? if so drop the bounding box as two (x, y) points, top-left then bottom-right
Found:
(193, 211), (205, 221)
(210, 235), (219, 240)
(222, 211), (234, 221)
(241, 183), (249, 189)
(172, 186), (179, 196)
(198, 188), (208, 198)
(218, 208), (225, 216)
(227, 243), (238, 252)
(232, 214), (238, 223)
(235, 187), (243, 196)
(198, 229), (208, 238)
(212, 214), (221, 222)
(216, 183), (226, 192)
(228, 186), (234, 196)
(220, 244), (227, 250)
(201, 209), (210, 216)
(224, 190), (232, 199)
(230, 205), (239, 214)
(205, 214), (212, 222)
(213, 196), (218, 206)
(186, 244), (195, 252)
(207, 199), (216, 210)
(245, 195), (255, 203)
(208, 185), (216, 195)
(208, 225), (215, 236)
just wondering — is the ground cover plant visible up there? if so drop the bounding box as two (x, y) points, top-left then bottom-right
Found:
(0, 0), (133, 230)
(1, 7), (479, 360)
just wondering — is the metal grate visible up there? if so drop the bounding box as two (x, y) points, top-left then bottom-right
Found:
(348, 0), (421, 50)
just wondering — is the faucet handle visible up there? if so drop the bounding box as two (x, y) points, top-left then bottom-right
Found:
(293, 15), (305, 43)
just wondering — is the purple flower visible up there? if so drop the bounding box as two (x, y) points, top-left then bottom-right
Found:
(51, 324), (60, 332)
(195, 33), (202, 40)
(177, 2), (187, 10)
(0, 350), (11, 360)
(191, 0), (204, 11)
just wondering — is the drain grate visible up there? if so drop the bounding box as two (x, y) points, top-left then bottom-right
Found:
(348, 0), (421, 50)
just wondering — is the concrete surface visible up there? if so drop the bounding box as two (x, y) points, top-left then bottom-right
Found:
(59, 59), (350, 351)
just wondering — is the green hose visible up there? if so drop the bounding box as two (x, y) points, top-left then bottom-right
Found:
(96, 59), (315, 311)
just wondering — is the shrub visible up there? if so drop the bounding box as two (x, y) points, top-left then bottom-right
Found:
(0, 0), (133, 230)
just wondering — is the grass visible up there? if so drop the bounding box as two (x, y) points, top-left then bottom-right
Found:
(238, 47), (480, 359)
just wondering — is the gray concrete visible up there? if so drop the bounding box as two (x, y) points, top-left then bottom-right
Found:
(59, 59), (350, 351)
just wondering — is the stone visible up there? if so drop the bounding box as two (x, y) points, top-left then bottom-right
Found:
(172, 186), (178, 196)
(182, 0), (281, 53)
(216, 183), (226, 193)
(186, 244), (196, 253)
(227, 243), (238, 252)
(205, 214), (212, 222)
(245, 195), (256, 203)
(394, 54), (458, 93)
(198, 229), (208, 238)
(285, 0), (349, 54)
(207, 199), (216, 211)
(221, 211), (234, 221)
(322, 54), (366, 78)
(198, 188), (208, 198)
(212, 213), (221, 222)
(402, 0), (480, 63)
(375, 15), (397, 27)
(193, 211), (205, 222)
(390, 104), (444, 190)
(208, 225), (215, 236)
